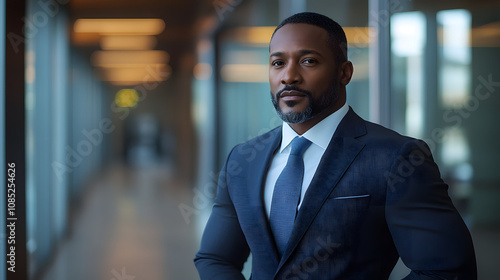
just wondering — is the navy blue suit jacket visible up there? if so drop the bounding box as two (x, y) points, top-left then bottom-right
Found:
(195, 108), (476, 279)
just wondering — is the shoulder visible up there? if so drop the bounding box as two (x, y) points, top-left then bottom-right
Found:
(363, 121), (413, 146)
(359, 120), (437, 169)
(341, 109), (434, 162)
(340, 108), (414, 149)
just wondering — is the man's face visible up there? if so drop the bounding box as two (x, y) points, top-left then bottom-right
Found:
(269, 23), (340, 124)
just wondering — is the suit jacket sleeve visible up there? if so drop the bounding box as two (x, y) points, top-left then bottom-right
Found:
(194, 148), (250, 280)
(385, 139), (477, 280)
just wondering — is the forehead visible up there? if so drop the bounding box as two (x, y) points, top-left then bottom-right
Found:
(270, 23), (330, 55)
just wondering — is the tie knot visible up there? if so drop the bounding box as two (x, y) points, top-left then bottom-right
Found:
(290, 137), (312, 156)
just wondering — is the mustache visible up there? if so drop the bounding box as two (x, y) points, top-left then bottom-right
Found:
(275, 86), (311, 99)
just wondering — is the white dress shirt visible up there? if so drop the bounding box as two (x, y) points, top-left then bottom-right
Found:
(264, 103), (349, 217)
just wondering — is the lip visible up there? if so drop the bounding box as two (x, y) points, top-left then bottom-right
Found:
(280, 90), (306, 101)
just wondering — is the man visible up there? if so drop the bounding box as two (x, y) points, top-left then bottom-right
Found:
(195, 12), (476, 280)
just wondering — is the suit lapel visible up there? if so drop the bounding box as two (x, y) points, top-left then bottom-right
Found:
(245, 128), (282, 267)
(275, 108), (368, 274)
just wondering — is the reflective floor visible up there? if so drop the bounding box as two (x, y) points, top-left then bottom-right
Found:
(39, 163), (200, 280)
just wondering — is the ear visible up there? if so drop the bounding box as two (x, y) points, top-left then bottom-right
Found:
(339, 61), (354, 86)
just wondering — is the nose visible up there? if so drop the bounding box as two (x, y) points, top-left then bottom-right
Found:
(281, 63), (302, 85)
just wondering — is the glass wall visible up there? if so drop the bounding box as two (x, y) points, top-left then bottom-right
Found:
(390, 2), (500, 279)
(390, 2), (500, 226)
(214, 0), (280, 165)
(24, 0), (110, 276)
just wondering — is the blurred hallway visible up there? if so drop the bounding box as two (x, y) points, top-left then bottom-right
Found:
(39, 163), (199, 280)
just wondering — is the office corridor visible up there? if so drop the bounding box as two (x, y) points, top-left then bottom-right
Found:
(39, 163), (200, 280)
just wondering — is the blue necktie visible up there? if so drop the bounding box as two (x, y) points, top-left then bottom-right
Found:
(270, 136), (312, 257)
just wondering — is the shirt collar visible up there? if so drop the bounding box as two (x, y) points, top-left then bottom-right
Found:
(280, 102), (349, 153)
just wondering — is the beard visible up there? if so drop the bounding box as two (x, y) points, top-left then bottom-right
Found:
(271, 82), (339, 124)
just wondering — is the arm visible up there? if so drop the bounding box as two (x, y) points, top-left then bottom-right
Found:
(194, 154), (250, 280)
(385, 140), (477, 280)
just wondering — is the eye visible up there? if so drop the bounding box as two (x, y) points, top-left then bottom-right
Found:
(271, 60), (284, 67)
(302, 58), (317, 65)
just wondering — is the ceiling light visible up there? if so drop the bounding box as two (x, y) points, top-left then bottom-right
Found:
(220, 64), (268, 83)
(98, 65), (172, 84)
(91, 50), (169, 68)
(100, 36), (157, 50)
(343, 27), (373, 45)
(74, 18), (165, 35)
(228, 27), (276, 45)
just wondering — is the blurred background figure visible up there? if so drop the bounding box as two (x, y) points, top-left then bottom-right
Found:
(124, 114), (162, 167)
(1, 0), (499, 280)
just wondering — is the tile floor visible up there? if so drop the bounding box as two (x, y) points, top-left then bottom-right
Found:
(39, 163), (200, 280)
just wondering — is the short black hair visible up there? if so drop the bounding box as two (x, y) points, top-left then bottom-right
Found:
(271, 12), (348, 62)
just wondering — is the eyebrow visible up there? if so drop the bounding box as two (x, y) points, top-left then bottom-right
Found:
(270, 49), (323, 57)
(270, 51), (284, 57)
